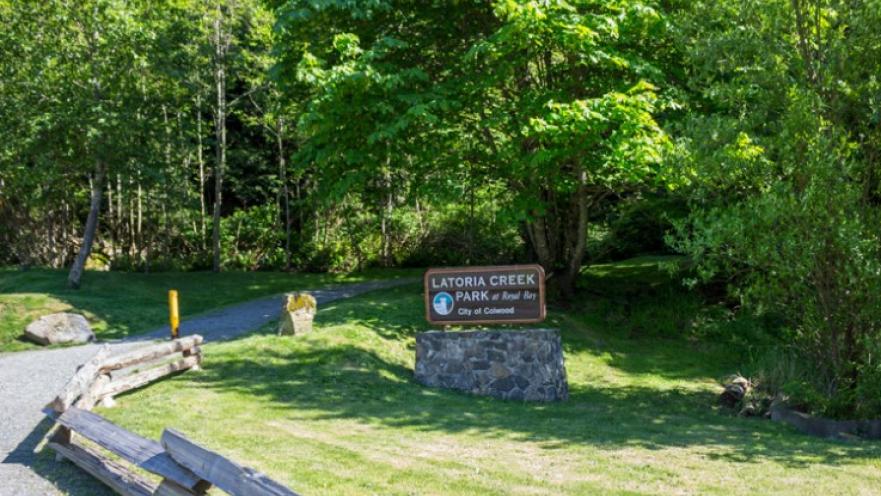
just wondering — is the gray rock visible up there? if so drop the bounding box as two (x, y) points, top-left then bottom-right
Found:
(486, 349), (506, 362)
(23, 313), (95, 345)
(491, 376), (516, 393)
(490, 361), (511, 379)
(471, 360), (490, 371)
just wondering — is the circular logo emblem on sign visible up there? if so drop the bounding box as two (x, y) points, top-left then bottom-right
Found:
(433, 292), (454, 316)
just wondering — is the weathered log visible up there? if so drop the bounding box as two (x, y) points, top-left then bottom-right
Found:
(56, 407), (204, 489)
(100, 336), (203, 372)
(73, 373), (111, 411)
(153, 478), (211, 496)
(49, 424), (73, 462)
(770, 401), (863, 440)
(52, 344), (111, 413)
(161, 428), (299, 496)
(49, 441), (156, 496)
(719, 375), (751, 408)
(183, 346), (202, 371)
(98, 356), (199, 400)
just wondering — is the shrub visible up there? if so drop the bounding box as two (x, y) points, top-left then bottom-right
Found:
(672, 133), (881, 418)
(221, 205), (284, 270)
(592, 195), (687, 262)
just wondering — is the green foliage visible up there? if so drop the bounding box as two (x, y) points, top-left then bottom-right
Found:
(221, 205), (284, 270)
(272, 0), (672, 295)
(589, 195), (687, 261)
(398, 202), (526, 267)
(668, 0), (881, 417)
(3, 0), (881, 421)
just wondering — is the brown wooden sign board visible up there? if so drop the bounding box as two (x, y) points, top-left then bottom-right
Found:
(424, 264), (546, 325)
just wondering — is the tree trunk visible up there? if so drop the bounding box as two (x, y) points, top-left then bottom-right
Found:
(69, 10), (106, 288)
(557, 175), (589, 300)
(524, 180), (591, 300)
(105, 177), (113, 261)
(211, 10), (227, 273)
(196, 94), (207, 249)
(136, 176), (143, 261)
(278, 121), (292, 271)
(380, 164), (393, 267)
(127, 176), (134, 258)
(116, 174), (122, 261)
(527, 215), (554, 271)
(68, 162), (105, 288)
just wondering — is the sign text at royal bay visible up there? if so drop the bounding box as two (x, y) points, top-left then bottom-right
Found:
(424, 265), (546, 325)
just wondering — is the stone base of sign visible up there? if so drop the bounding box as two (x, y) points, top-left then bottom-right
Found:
(414, 328), (568, 401)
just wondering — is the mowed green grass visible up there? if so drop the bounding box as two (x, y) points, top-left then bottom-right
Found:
(0, 268), (418, 352)
(76, 263), (881, 495)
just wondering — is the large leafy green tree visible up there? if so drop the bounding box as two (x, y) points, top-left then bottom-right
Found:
(274, 0), (671, 296)
(461, 1), (669, 296)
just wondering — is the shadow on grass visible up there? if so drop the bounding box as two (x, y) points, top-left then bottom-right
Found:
(178, 279), (881, 467)
(188, 340), (881, 469)
(315, 289), (425, 342)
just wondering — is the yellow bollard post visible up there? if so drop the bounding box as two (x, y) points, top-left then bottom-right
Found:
(168, 290), (180, 339)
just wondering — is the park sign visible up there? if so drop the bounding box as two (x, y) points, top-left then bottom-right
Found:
(424, 265), (546, 325)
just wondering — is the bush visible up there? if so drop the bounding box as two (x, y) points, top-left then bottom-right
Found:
(221, 205), (284, 271)
(592, 195), (687, 262)
(398, 202), (525, 267)
(672, 132), (881, 418)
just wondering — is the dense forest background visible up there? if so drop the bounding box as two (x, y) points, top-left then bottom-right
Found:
(2, 0), (881, 417)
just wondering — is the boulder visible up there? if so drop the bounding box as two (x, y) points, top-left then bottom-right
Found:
(24, 313), (95, 345)
(278, 292), (317, 336)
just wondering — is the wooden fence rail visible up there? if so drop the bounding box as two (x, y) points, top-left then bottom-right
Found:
(45, 337), (300, 495)
(51, 336), (203, 413)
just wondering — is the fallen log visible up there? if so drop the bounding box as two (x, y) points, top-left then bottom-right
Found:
(719, 375), (751, 408)
(48, 441), (155, 496)
(51, 344), (111, 413)
(162, 428), (299, 496)
(98, 355), (199, 400)
(100, 336), (203, 373)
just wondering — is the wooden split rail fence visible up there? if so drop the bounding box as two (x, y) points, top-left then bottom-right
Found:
(45, 336), (299, 496)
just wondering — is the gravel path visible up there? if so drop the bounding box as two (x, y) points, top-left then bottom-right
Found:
(0, 277), (415, 495)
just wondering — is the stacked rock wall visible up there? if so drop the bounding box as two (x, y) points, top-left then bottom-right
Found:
(414, 328), (568, 401)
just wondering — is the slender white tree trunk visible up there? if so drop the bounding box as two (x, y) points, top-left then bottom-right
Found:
(277, 120), (292, 270)
(196, 94), (207, 247)
(211, 8), (227, 273)
(68, 162), (105, 288)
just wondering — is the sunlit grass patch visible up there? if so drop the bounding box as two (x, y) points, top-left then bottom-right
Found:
(0, 267), (418, 352)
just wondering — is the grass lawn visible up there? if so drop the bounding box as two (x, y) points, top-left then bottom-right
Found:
(37, 258), (880, 495)
(0, 268), (418, 352)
